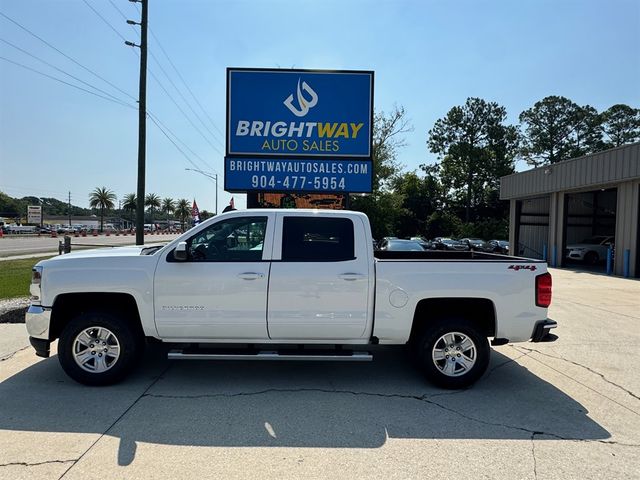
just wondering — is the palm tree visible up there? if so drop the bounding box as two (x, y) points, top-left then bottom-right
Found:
(122, 193), (136, 228)
(161, 197), (175, 228)
(89, 187), (116, 232)
(145, 193), (161, 226)
(175, 199), (190, 231)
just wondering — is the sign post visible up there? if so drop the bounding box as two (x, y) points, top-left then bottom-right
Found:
(225, 68), (373, 194)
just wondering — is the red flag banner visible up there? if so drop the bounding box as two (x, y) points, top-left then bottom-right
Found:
(192, 199), (200, 224)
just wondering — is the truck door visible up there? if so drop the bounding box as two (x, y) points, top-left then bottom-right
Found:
(267, 215), (372, 340)
(154, 214), (273, 340)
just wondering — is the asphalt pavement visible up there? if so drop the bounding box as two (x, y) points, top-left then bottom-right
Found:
(0, 269), (638, 479)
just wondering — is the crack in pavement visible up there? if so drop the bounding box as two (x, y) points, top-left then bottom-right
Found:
(57, 363), (174, 479)
(142, 388), (640, 448)
(0, 346), (29, 362)
(483, 352), (530, 381)
(514, 346), (640, 404)
(0, 459), (77, 468)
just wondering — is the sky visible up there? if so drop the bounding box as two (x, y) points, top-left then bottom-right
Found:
(1, 0), (639, 213)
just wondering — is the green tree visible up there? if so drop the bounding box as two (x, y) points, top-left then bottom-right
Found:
(601, 104), (640, 147)
(122, 193), (136, 226)
(390, 168), (443, 237)
(428, 97), (518, 222)
(519, 96), (583, 165)
(175, 199), (190, 231)
(89, 187), (116, 232)
(571, 105), (604, 157)
(350, 106), (411, 237)
(161, 197), (175, 225)
(145, 193), (161, 225)
(200, 210), (213, 221)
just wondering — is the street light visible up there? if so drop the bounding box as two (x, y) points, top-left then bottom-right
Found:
(185, 168), (218, 215)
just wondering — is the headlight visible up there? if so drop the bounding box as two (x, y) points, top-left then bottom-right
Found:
(30, 266), (43, 302)
(32, 266), (43, 285)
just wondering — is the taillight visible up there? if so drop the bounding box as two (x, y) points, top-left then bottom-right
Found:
(536, 272), (552, 307)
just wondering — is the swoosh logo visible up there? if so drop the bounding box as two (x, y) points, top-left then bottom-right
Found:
(283, 79), (318, 117)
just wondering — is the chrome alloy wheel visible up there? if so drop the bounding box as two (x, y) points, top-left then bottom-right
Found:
(431, 331), (477, 377)
(72, 327), (121, 373)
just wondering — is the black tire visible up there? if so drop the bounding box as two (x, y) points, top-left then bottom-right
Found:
(58, 310), (143, 386)
(584, 251), (599, 265)
(414, 318), (490, 389)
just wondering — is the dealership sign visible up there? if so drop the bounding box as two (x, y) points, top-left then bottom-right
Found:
(225, 68), (373, 193)
(27, 205), (42, 224)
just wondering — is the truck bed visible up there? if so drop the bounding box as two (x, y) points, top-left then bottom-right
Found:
(374, 250), (543, 262)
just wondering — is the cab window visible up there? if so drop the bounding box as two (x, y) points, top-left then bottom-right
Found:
(282, 217), (354, 261)
(188, 216), (267, 262)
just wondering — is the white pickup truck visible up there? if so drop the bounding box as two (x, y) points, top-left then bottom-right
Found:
(26, 209), (556, 389)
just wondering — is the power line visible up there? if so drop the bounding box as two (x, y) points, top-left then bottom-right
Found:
(146, 67), (224, 156)
(107, 0), (140, 38)
(147, 47), (224, 149)
(81, 2), (223, 158)
(147, 110), (217, 173)
(123, 0), (223, 144)
(0, 55), (136, 109)
(0, 11), (137, 102)
(81, 0), (127, 42)
(147, 112), (208, 174)
(0, 37), (133, 106)
(147, 26), (225, 140)
(148, 113), (224, 193)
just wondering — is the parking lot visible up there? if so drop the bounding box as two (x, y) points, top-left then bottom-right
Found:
(0, 268), (638, 479)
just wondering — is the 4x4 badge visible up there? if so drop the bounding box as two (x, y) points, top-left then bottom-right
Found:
(508, 265), (537, 272)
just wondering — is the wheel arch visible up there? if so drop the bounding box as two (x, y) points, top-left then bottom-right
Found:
(50, 292), (144, 341)
(408, 297), (496, 347)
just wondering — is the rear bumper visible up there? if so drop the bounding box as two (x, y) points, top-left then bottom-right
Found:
(531, 319), (558, 342)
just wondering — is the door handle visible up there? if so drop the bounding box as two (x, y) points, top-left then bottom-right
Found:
(237, 272), (264, 280)
(338, 273), (366, 281)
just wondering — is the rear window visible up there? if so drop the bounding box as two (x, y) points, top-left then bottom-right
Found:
(282, 217), (355, 261)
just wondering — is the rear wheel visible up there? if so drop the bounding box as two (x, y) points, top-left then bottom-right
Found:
(584, 251), (599, 265)
(415, 318), (490, 389)
(58, 311), (143, 386)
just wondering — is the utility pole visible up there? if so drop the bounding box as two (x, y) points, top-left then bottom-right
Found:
(125, 0), (148, 245)
(68, 191), (71, 227)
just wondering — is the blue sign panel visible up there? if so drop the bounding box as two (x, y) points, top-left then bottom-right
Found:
(225, 157), (373, 193)
(227, 68), (373, 158)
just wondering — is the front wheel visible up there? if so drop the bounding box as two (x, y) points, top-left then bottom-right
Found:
(415, 319), (490, 389)
(584, 251), (599, 265)
(58, 311), (143, 386)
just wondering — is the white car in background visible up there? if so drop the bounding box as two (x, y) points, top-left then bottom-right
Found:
(565, 236), (614, 264)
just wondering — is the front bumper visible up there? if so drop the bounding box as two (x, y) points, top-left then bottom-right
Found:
(565, 249), (585, 260)
(531, 319), (558, 342)
(26, 305), (51, 340)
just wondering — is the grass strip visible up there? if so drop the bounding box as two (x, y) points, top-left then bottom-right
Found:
(0, 257), (54, 300)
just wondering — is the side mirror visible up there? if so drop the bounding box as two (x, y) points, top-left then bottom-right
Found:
(173, 241), (188, 261)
